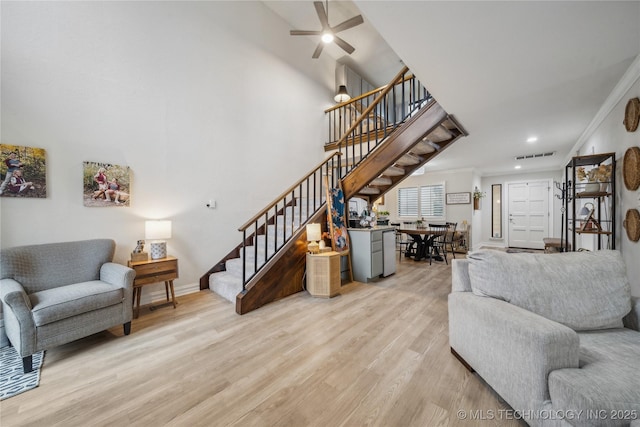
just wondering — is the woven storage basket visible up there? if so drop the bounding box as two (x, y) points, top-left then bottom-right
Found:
(623, 208), (640, 242)
(623, 146), (640, 191)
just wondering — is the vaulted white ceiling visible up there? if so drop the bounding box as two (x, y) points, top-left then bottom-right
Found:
(265, 1), (640, 176)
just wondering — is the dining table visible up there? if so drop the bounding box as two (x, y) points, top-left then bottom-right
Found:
(397, 226), (447, 261)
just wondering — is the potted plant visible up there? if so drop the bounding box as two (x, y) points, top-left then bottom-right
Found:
(577, 164), (612, 192)
(377, 210), (390, 220)
(473, 187), (485, 210)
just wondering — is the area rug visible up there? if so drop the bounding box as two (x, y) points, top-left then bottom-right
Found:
(0, 347), (44, 400)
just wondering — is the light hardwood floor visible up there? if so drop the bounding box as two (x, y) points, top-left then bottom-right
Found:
(1, 256), (525, 427)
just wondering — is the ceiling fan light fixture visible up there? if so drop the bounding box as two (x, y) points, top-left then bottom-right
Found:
(321, 32), (334, 43)
(334, 85), (350, 103)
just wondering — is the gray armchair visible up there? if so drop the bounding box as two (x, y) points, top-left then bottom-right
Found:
(1, 239), (135, 373)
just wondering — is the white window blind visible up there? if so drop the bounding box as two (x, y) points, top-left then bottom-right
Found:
(398, 183), (445, 219)
(421, 184), (445, 219)
(398, 187), (418, 217)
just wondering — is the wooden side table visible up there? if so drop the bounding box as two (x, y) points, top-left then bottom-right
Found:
(306, 251), (340, 298)
(128, 256), (179, 318)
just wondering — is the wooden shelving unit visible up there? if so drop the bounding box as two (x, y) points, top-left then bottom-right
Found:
(564, 153), (616, 251)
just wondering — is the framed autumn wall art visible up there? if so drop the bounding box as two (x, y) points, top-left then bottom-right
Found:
(0, 144), (47, 198)
(83, 161), (131, 207)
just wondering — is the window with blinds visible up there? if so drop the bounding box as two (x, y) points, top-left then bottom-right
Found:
(398, 187), (418, 217)
(421, 184), (445, 218)
(398, 183), (445, 220)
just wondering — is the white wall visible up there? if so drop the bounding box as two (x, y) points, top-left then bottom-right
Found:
(0, 2), (336, 301)
(574, 60), (640, 296)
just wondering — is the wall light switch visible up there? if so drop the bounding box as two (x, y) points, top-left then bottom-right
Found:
(206, 199), (216, 209)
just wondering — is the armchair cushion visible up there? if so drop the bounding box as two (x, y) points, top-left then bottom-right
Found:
(29, 281), (125, 327)
(467, 250), (631, 331)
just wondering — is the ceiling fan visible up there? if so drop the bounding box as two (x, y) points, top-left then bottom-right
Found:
(290, 1), (364, 59)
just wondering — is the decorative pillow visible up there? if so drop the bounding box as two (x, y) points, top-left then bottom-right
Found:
(467, 249), (631, 331)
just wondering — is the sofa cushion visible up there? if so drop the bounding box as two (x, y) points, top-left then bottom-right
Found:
(29, 281), (124, 326)
(548, 329), (640, 427)
(467, 249), (631, 331)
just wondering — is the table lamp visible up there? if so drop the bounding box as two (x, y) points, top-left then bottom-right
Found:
(306, 223), (321, 254)
(145, 220), (172, 259)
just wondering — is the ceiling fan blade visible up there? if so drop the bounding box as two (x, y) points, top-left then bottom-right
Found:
(314, 1), (330, 29)
(333, 36), (355, 54)
(290, 30), (323, 36)
(312, 42), (324, 59)
(331, 15), (364, 33)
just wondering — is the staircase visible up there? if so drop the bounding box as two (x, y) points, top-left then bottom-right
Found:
(200, 66), (467, 314)
(209, 201), (314, 302)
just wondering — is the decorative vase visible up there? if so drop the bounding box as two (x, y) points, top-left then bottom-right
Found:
(473, 198), (480, 210)
(584, 181), (600, 193)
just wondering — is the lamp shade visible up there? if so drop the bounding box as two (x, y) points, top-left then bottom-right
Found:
(306, 223), (321, 242)
(145, 220), (172, 240)
(334, 85), (350, 103)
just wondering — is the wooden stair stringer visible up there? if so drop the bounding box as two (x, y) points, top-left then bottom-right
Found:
(341, 101), (448, 200)
(362, 117), (467, 202)
(235, 208), (327, 315)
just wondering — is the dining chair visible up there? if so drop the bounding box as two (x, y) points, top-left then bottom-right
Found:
(445, 222), (458, 260)
(400, 221), (419, 259)
(427, 223), (449, 265)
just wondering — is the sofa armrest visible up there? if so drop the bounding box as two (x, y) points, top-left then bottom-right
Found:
(0, 278), (33, 313)
(448, 292), (579, 414)
(100, 262), (136, 289)
(624, 296), (640, 331)
(0, 278), (36, 354)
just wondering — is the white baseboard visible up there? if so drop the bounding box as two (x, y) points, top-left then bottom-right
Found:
(137, 281), (201, 306)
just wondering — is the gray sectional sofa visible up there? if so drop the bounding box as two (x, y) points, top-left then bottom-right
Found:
(1, 239), (135, 373)
(449, 249), (640, 427)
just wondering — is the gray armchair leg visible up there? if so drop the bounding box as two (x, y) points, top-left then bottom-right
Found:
(22, 355), (33, 374)
(123, 321), (131, 335)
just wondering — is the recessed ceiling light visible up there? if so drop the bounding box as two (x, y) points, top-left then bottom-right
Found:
(527, 136), (538, 143)
(515, 165), (522, 169)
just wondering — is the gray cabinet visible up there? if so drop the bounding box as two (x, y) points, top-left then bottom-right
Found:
(348, 227), (391, 282)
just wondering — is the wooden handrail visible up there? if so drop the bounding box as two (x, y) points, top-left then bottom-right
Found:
(331, 66), (409, 149)
(238, 152), (341, 231)
(324, 72), (415, 113)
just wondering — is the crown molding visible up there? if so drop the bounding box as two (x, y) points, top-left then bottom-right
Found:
(565, 54), (640, 165)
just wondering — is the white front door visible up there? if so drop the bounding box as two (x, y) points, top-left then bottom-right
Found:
(507, 180), (550, 249)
